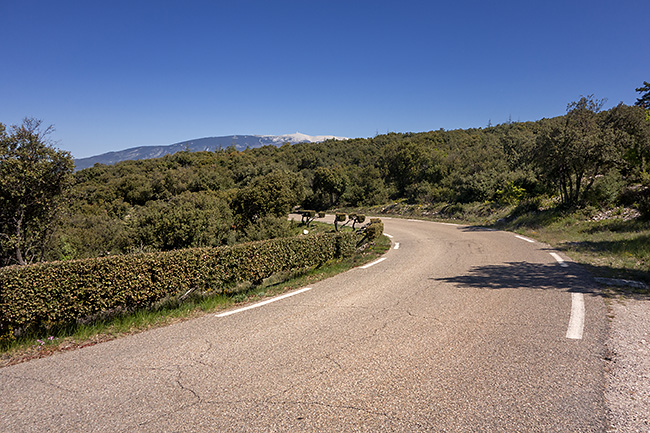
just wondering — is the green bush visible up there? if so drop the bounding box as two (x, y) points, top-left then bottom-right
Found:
(239, 216), (294, 242)
(583, 171), (625, 208)
(133, 190), (233, 251)
(0, 232), (356, 341)
(495, 182), (527, 205)
(363, 218), (384, 242)
(297, 209), (325, 227)
(638, 195), (650, 220)
(440, 203), (465, 218)
(511, 197), (542, 217)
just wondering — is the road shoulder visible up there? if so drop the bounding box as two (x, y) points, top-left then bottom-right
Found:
(605, 297), (650, 432)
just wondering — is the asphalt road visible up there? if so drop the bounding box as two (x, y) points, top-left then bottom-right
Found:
(0, 217), (608, 432)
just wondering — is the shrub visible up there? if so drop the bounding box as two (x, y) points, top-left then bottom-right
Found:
(334, 213), (347, 232)
(511, 197), (542, 217)
(440, 203), (465, 218)
(133, 190), (233, 250)
(297, 209), (323, 226)
(583, 171), (625, 208)
(495, 182), (527, 205)
(638, 195), (650, 220)
(239, 216), (294, 242)
(363, 218), (384, 243)
(0, 232), (356, 342)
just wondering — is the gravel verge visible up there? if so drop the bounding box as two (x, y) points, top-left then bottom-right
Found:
(605, 296), (650, 432)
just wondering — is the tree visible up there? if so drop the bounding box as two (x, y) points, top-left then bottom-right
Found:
(380, 140), (444, 197)
(0, 118), (74, 266)
(133, 190), (233, 251)
(311, 166), (348, 208)
(534, 96), (621, 206)
(635, 81), (650, 110)
(605, 103), (650, 175)
(343, 165), (388, 206)
(232, 171), (305, 226)
(297, 210), (325, 227)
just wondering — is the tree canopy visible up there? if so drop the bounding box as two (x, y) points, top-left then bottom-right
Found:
(534, 96), (618, 205)
(0, 119), (74, 266)
(635, 81), (650, 110)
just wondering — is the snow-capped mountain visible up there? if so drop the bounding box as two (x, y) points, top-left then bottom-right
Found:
(73, 133), (347, 170)
(260, 132), (346, 144)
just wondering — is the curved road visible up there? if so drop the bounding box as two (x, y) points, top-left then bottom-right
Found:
(0, 217), (607, 432)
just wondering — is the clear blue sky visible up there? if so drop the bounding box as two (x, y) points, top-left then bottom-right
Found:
(1, 0), (648, 158)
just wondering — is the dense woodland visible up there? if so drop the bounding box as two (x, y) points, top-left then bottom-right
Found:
(2, 92), (650, 267)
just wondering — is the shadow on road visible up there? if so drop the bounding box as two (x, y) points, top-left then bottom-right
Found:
(432, 261), (602, 295)
(460, 226), (498, 232)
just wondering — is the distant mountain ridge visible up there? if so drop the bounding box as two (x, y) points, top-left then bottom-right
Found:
(73, 133), (347, 170)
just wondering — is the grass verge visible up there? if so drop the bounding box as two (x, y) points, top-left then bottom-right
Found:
(495, 208), (650, 291)
(1, 233), (391, 368)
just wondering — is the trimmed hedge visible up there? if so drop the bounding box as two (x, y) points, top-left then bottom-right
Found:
(0, 232), (356, 340)
(364, 218), (384, 242)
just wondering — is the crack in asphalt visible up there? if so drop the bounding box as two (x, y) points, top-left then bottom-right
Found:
(120, 339), (216, 431)
(0, 372), (79, 394)
(164, 339), (218, 407)
(196, 339), (214, 360)
(175, 371), (202, 402)
(324, 352), (344, 370)
(141, 396), (426, 429)
(148, 396), (432, 431)
(132, 366), (204, 430)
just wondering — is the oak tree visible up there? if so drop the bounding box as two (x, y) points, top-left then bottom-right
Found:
(0, 119), (74, 266)
(534, 96), (619, 206)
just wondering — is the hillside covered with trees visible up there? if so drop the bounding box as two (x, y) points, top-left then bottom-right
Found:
(2, 92), (649, 267)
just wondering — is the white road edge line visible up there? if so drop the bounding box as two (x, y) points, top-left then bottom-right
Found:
(385, 233), (394, 238)
(550, 252), (569, 267)
(407, 219), (422, 222)
(360, 257), (387, 269)
(394, 242), (400, 250)
(216, 287), (313, 318)
(566, 293), (585, 339)
(515, 235), (535, 243)
(438, 222), (460, 226)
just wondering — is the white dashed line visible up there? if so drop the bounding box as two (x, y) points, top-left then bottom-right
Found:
(549, 252), (568, 267)
(216, 287), (313, 317)
(385, 233), (394, 238)
(394, 242), (400, 250)
(515, 235), (535, 243)
(566, 293), (585, 339)
(407, 219), (422, 222)
(360, 257), (387, 269)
